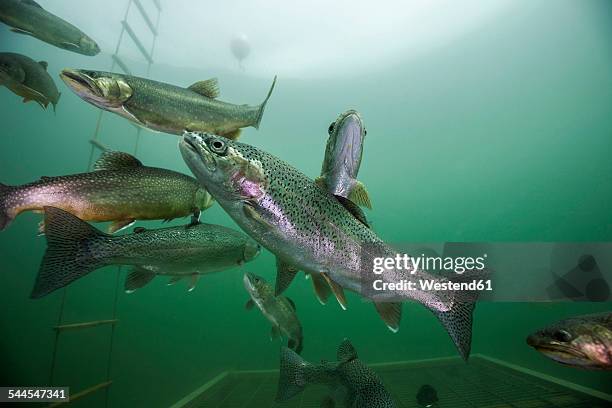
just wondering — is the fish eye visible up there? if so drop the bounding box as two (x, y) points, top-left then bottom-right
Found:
(208, 138), (228, 155)
(328, 122), (334, 135)
(364, 128), (368, 136)
(553, 330), (572, 342)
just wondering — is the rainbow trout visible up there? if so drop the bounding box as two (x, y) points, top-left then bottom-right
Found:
(527, 312), (612, 370)
(0, 151), (213, 233)
(277, 339), (396, 407)
(0, 0), (100, 56)
(244, 272), (303, 354)
(0, 52), (60, 110)
(179, 132), (481, 360)
(31, 207), (260, 298)
(316, 110), (371, 209)
(60, 69), (277, 140)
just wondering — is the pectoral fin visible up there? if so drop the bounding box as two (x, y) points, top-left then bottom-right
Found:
(275, 257), (299, 296)
(314, 176), (327, 190)
(374, 302), (402, 333)
(335, 195), (370, 228)
(321, 272), (347, 310)
(348, 180), (372, 209)
(124, 267), (155, 293)
(245, 299), (255, 310)
(10, 28), (35, 36)
(108, 219), (135, 234)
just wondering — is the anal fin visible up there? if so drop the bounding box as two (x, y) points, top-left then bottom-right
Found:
(374, 302), (402, 333)
(125, 267), (155, 293)
(309, 272), (331, 305)
(321, 272), (347, 310)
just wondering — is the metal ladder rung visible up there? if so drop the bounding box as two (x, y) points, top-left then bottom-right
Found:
(122, 20), (154, 64)
(54, 319), (119, 332)
(90, 139), (110, 151)
(112, 54), (133, 75)
(133, 0), (158, 36)
(48, 381), (113, 407)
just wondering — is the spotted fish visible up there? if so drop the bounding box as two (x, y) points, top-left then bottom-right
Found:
(0, 150), (213, 233)
(31, 207), (260, 298)
(179, 132), (482, 360)
(527, 312), (612, 370)
(277, 339), (396, 407)
(60, 69), (277, 140)
(244, 272), (303, 354)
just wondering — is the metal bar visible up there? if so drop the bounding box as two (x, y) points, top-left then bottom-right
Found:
(122, 20), (154, 64)
(133, 0), (157, 36)
(112, 54), (132, 75)
(89, 139), (110, 151)
(48, 381), (113, 408)
(54, 319), (119, 331)
(152, 0), (162, 12)
(104, 269), (122, 408)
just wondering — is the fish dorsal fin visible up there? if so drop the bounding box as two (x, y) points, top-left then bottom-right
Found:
(275, 257), (299, 296)
(337, 338), (358, 362)
(94, 151), (143, 171)
(188, 78), (219, 98)
(38, 61), (48, 70)
(285, 297), (296, 311)
(335, 195), (370, 228)
(22, 0), (43, 9)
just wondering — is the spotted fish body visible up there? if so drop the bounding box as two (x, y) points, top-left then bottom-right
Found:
(277, 339), (396, 407)
(31, 207), (260, 298)
(0, 52), (60, 110)
(60, 69), (277, 140)
(180, 132), (481, 360)
(0, 151), (213, 233)
(527, 312), (612, 370)
(244, 272), (304, 354)
(0, 0), (100, 56)
(317, 110), (371, 209)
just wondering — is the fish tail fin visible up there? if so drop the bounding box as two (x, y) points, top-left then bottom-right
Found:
(431, 270), (487, 361)
(276, 347), (312, 402)
(255, 75), (277, 129)
(31, 207), (107, 299)
(0, 183), (15, 231)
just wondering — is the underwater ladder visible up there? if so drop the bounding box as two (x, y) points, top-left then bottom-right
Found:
(46, 1), (162, 407)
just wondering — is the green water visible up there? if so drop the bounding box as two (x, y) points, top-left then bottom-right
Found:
(1, 1), (611, 407)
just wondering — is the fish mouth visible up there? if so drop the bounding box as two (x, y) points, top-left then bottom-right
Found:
(180, 132), (217, 172)
(527, 336), (588, 360)
(60, 69), (100, 97)
(243, 272), (257, 292)
(333, 111), (364, 174)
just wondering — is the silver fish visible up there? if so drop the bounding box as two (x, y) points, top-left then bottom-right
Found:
(0, 0), (100, 56)
(527, 312), (612, 370)
(179, 132), (481, 360)
(31, 207), (260, 298)
(316, 110), (371, 209)
(244, 272), (303, 354)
